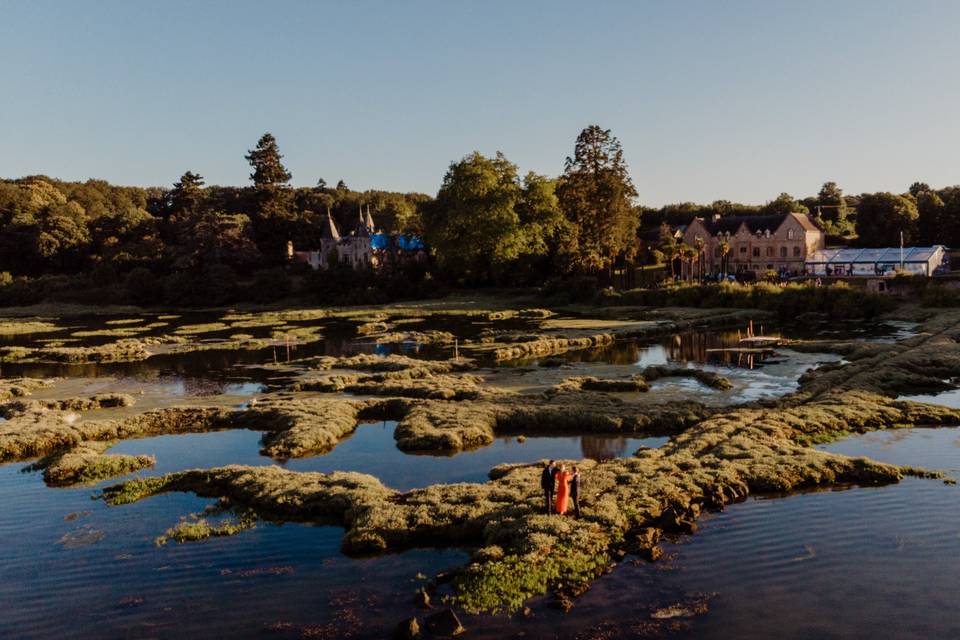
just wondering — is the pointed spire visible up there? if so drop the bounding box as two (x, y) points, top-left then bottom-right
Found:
(365, 204), (375, 233)
(321, 207), (340, 241)
(354, 204), (370, 238)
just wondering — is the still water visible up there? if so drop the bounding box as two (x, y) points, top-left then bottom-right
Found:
(2, 313), (953, 638)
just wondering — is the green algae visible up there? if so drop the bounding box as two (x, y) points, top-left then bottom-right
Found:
(155, 510), (257, 545)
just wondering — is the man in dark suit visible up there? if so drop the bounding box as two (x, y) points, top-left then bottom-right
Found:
(570, 466), (582, 518)
(541, 460), (557, 514)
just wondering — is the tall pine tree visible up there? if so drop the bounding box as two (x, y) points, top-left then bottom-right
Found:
(245, 133), (294, 261)
(245, 133), (291, 188)
(556, 125), (638, 278)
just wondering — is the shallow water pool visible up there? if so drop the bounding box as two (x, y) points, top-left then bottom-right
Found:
(106, 424), (667, 491)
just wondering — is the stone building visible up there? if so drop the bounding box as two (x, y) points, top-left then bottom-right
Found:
(681, 212), (824, 276)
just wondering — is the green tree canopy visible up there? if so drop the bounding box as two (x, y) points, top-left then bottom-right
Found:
(759, 192), (809, 217)
(815, 181), (848, 223)
(167, 171), (206, 220)
(424, 152), (563, 283)
(556, 125), (638, 275)
(245, 133), (291, 188)
(855, 192), (919, 246)
(916, 190), (945, 245)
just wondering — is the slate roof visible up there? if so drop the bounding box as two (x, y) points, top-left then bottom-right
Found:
(699, 212), (819, 235)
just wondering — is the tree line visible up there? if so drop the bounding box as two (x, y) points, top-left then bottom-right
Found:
(0, 133), (428, 280)
(1, 126), (957, 297)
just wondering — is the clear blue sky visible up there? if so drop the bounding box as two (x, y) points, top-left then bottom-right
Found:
(1, 0), (958, 206)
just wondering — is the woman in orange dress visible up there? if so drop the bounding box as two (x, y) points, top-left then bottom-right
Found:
(555, 464), (572, 515)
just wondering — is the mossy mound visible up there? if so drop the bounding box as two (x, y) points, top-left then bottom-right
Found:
(155, 510), (256, 545)
(795, 312), (960, 398)
(26, 440), (155, 487)
(0, 377), (54, 401)
(237, 397), (364, 458)
(552, 376), (650, 393)
(640, 365), (733, 390)
(1, 393), (134, 415)
(303, 353), (474, 374)
(0, 405), (234, 462)
(295, 373), (499, 401)
(0, 320), (61, 335)
(0, 339), (150, 363)
(101, 387), (934, 613)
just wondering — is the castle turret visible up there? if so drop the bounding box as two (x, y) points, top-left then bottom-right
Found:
(354, 205), (370, 238)
(322, 208), (341, 241)
(365, 204), (376, 234)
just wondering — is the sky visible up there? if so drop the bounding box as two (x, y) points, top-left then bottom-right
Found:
(1, 0), (958, 206)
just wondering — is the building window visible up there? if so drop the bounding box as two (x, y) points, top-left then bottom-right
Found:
(793, 246), (801, 257)
(787, 229), (795, 240)
(766, 247), (774, 257)
(740, 246), (747, 254)
(753, 247), (760, 257)
(780, 246), (787, 258)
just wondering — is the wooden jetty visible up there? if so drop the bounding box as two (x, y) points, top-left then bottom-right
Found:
(735, 320), (781, 347)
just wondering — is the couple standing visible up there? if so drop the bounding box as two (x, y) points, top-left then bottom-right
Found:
(540, 460), (581, 517)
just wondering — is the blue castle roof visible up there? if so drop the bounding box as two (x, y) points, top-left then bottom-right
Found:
(371, 233), (425, 251)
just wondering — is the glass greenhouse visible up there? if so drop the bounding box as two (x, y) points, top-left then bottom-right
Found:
(805, 246), (948, 276)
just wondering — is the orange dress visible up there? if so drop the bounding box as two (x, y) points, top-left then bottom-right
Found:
(555, 471), (572, 515)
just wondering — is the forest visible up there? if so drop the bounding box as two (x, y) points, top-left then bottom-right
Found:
(1, 126), (958, 307)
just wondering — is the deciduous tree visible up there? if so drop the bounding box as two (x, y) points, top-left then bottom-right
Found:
(855, 192), (919, 246)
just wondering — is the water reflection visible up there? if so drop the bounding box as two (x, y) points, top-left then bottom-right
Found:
(106, 425), (668, 491)
(580, 435), (632, 460)
(899, 388), (960, 409)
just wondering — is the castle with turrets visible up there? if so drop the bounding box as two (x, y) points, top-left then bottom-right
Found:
(289, 205), (427, 271)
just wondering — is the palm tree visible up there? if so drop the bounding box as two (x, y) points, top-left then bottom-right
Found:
(719, 240), (731, 277)
(659, 237), (678, 279)
(694, 237), (706, 282)
(680, 244), (697, 283)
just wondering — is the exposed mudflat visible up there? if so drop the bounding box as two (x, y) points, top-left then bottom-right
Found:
(1, 300), (958, 637)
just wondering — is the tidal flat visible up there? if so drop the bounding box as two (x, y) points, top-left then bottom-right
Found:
(1, 299), (959, 638)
